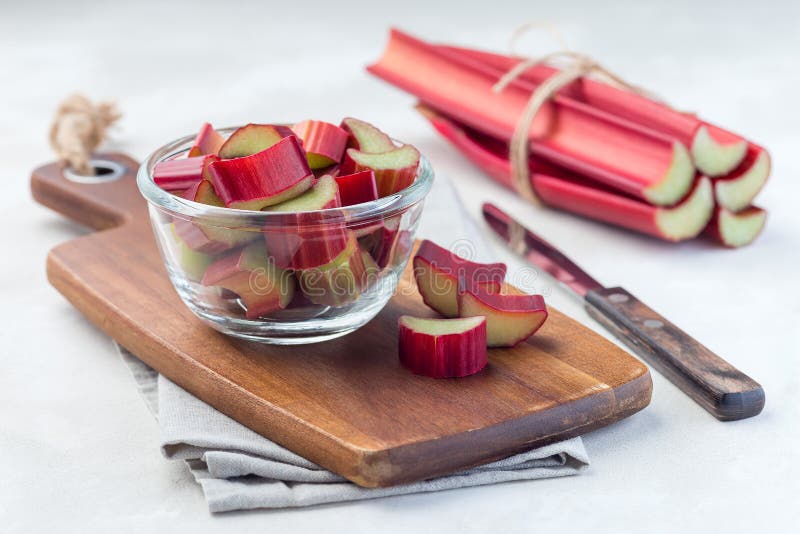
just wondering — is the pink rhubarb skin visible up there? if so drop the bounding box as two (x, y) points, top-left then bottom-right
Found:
(335, 170), (379, 206)
(188, 122), (225, 157)
(458, 286), (548, 348)
(413, 239), (507, 317)
(153, 155), (218, 192)
(434, 44), (749, 177)
(297, 234), (370, 306)
(420, 106), (713, 242)
(398, 315), (488, 378)
(208, 136), (314, 210)
(292, 120), (349, 169)
(201, 242), (295, 319)
(369, 29), (694, 206)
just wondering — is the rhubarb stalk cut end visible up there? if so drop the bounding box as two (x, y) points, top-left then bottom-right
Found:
(711, 206), (767, 248)
(691, 125), (748, 177)
(654, 177), (714, 241)
(714, 149), (770, 212)
(642, 141), (695, 206)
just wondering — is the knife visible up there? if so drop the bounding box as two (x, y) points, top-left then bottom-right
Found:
(482, 202), (765, 421)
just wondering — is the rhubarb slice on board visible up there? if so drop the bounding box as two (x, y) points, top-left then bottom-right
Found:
(201, 241), (295, 319)
(187, 122), (225, 157)
(218, 124), (295, 159)
(434, 44), (749, 177)
(208, 136), (314, 210)
(340, 117), (396, 153)
(398, 315), (488, 378)
(342, 145), (420, 197)
(369, 29), (695, 205)
(293, 120), (349, 169)
(706, 205), (766, 248)
(458, 287), (548, 348)
(420, 106), (713, 242)
(712, 145), (770, 212)
(413, 239), (506, 317)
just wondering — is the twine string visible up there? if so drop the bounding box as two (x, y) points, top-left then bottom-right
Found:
(49, 94), (120, 175)
(491, 26), (660, 202)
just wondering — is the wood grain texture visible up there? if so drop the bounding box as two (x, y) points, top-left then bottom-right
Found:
(585, 287), (764, 421)
(31, 153), (652, 487)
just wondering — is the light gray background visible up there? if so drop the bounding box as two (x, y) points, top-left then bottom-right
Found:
(1, 1), (798, 532)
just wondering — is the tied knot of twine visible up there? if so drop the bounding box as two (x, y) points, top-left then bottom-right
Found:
(49, 94), (121, 175)
(491, 24), (658, 202)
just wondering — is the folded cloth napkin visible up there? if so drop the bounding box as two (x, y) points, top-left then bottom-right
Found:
(117, 170), (589, 512)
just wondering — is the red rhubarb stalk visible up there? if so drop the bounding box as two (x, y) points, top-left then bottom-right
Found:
(369, 29), (694, 205)
(201, 241), (295, 319)
(208, 136), (314, 210)
(711, 145), (770, 212)
(292, 120), (349, 169)
(458, 285), (548, 348)
(421, 106), (713, 241)
(153, 154), (218, 192)
(335, 170), (379, 206)
(341, 145), (420, 197)
(434, 44), (749, 177)
(340, 117), (396, 153)
(188, 122), (225, 157)
(218, 124), (295, 159)
(398, 315), (488, 378)
(705, 205), (766, 248)
(414, 239), (506, 317)
(297, 234), (369, 306)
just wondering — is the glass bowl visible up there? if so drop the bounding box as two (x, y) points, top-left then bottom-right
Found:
(137, 127), (433, 344)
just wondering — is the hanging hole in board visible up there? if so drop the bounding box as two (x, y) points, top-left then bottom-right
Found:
(63, 159), (126, 184)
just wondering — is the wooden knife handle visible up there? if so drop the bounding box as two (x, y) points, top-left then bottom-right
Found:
(584, 287), (764, 421)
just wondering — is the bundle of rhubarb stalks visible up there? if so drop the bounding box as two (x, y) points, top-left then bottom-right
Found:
(368, 30), (770, 247)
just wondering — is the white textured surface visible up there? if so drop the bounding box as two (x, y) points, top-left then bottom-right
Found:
(1, 0), (798, 532)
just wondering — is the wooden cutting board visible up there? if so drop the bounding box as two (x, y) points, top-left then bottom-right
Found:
(32, 153), (652, 487)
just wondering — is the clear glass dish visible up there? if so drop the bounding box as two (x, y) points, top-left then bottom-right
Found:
(137, 127), (433, 344)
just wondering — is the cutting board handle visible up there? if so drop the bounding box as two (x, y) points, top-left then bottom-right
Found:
(31, 153), (144, 230)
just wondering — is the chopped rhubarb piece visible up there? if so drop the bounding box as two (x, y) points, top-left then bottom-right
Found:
(181, 179), (224, 206)
(357, 215), (402, 268)
(340, 117), (396, 153)
(218, 123), (295, 159)
(263, 174), (341, 213)
(422, 106), (714, 241)
(168, 224), (214, 281)
(202, 241), (295, 319)
(298, 234), (369, 306)
(208, 136), (314, 210)
(413, 239), (506, 317)
(187, 122), (225, 157)
(458, 286), (547, 347)
(262, 176), (348, 269)
(398, 315), (487, 378)
(435, 44), (750, 177)
(153, 155), (218, 192)
(712, 145), (770, 212)
(706, 205), (766, 248)
(369, 30), (695, 205)
(341, 145), (419, 197)
(292, 120), (349, 169)
(335, 170), (379, 206)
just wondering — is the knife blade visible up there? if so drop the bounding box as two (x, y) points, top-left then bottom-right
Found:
(482, 202), (764, 421)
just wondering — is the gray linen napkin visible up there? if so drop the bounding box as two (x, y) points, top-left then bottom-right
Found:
(117, 171), (589, 512)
